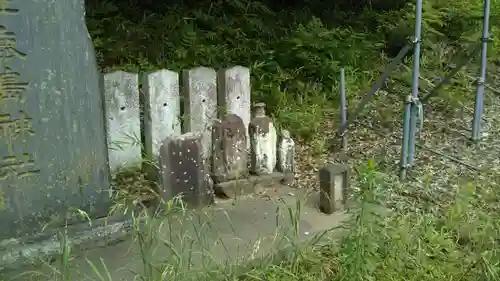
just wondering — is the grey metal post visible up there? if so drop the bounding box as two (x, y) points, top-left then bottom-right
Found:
(407, 0), (423, 166)
(400, 97), (412, 180)
(340, 68), (348, 150)
(400, 0), (423, 179)
(336, 45), (411, 136)
(471, 0), (491, 141)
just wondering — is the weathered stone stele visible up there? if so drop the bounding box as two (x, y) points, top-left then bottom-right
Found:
(102, 71), (141, 176)
(159, 133), (214, 208)
(212, 114), (248, 183)
(182, 67), (217, 163)
(217, 66), (251, 149)
(142, 70), (181, 161)
(0, 0), (111, 239)
(141, 70), (181, 181)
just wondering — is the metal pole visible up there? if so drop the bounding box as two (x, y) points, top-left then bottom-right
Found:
(337, 44), (412, 136)
(400, 96), (412, 180)
(340, 68), (348, 150)
(400, 0), (423, 179)
(471, 0), (491, 141)
(407, 0), (423, 166)
(421, 43), (482, 104)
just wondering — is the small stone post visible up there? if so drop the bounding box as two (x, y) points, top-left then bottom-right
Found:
(319, 164), (348, 214)
(102, 71), (142, 176)
(217, 66), (251, 149)
(142, 70), (181, 181)
(142, 70), (181, 161)
(182, 67), (217, 162)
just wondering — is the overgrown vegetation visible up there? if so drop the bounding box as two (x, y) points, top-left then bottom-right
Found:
(17, 160), (500, 280)
(10, 0), (500, 280)
(240, 161), (500, 280)
(85, 0), (499, 140)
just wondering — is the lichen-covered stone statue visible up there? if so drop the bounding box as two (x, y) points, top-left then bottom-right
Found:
(278, 129), (295, 184)
(249, 103), (277, 175)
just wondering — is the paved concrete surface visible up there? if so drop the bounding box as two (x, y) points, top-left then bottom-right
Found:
(2, 187), (346, 281)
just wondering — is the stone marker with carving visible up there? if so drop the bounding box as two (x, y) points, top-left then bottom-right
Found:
(278, 129), (295, 185)
(249, 103), (277, 175)
(0, 0), (111, 240)
(319, 164), (348, 214)
(212, 114), (248, 183)
(159, 133), (214, 208)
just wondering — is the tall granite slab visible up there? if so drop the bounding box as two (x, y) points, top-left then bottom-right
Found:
(0, 0), (111, 239)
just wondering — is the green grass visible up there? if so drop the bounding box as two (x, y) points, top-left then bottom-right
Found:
(16, 160), (500, 281)
(12, 0), (500, 280)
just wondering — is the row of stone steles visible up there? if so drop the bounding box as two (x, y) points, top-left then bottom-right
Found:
(101, 67), (293, 205)
(101, 66), (346, 213)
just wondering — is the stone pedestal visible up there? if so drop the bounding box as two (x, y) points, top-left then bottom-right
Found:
(214, 172), (293, 198)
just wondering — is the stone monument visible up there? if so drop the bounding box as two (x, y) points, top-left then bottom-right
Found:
(0, 0), (111, 239)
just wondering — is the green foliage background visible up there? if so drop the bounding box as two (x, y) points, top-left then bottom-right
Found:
(85, 0), (499, 140)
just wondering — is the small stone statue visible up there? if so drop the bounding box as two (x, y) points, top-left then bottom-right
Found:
(211, 114), (248, 183)
(249, 103), (277, 175)
(278, 129), (295, 182)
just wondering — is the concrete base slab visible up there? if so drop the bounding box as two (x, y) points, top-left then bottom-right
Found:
(214, 172), (294, 197)
(1, 186), (347, 281)
(0, 215), (133, 273)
